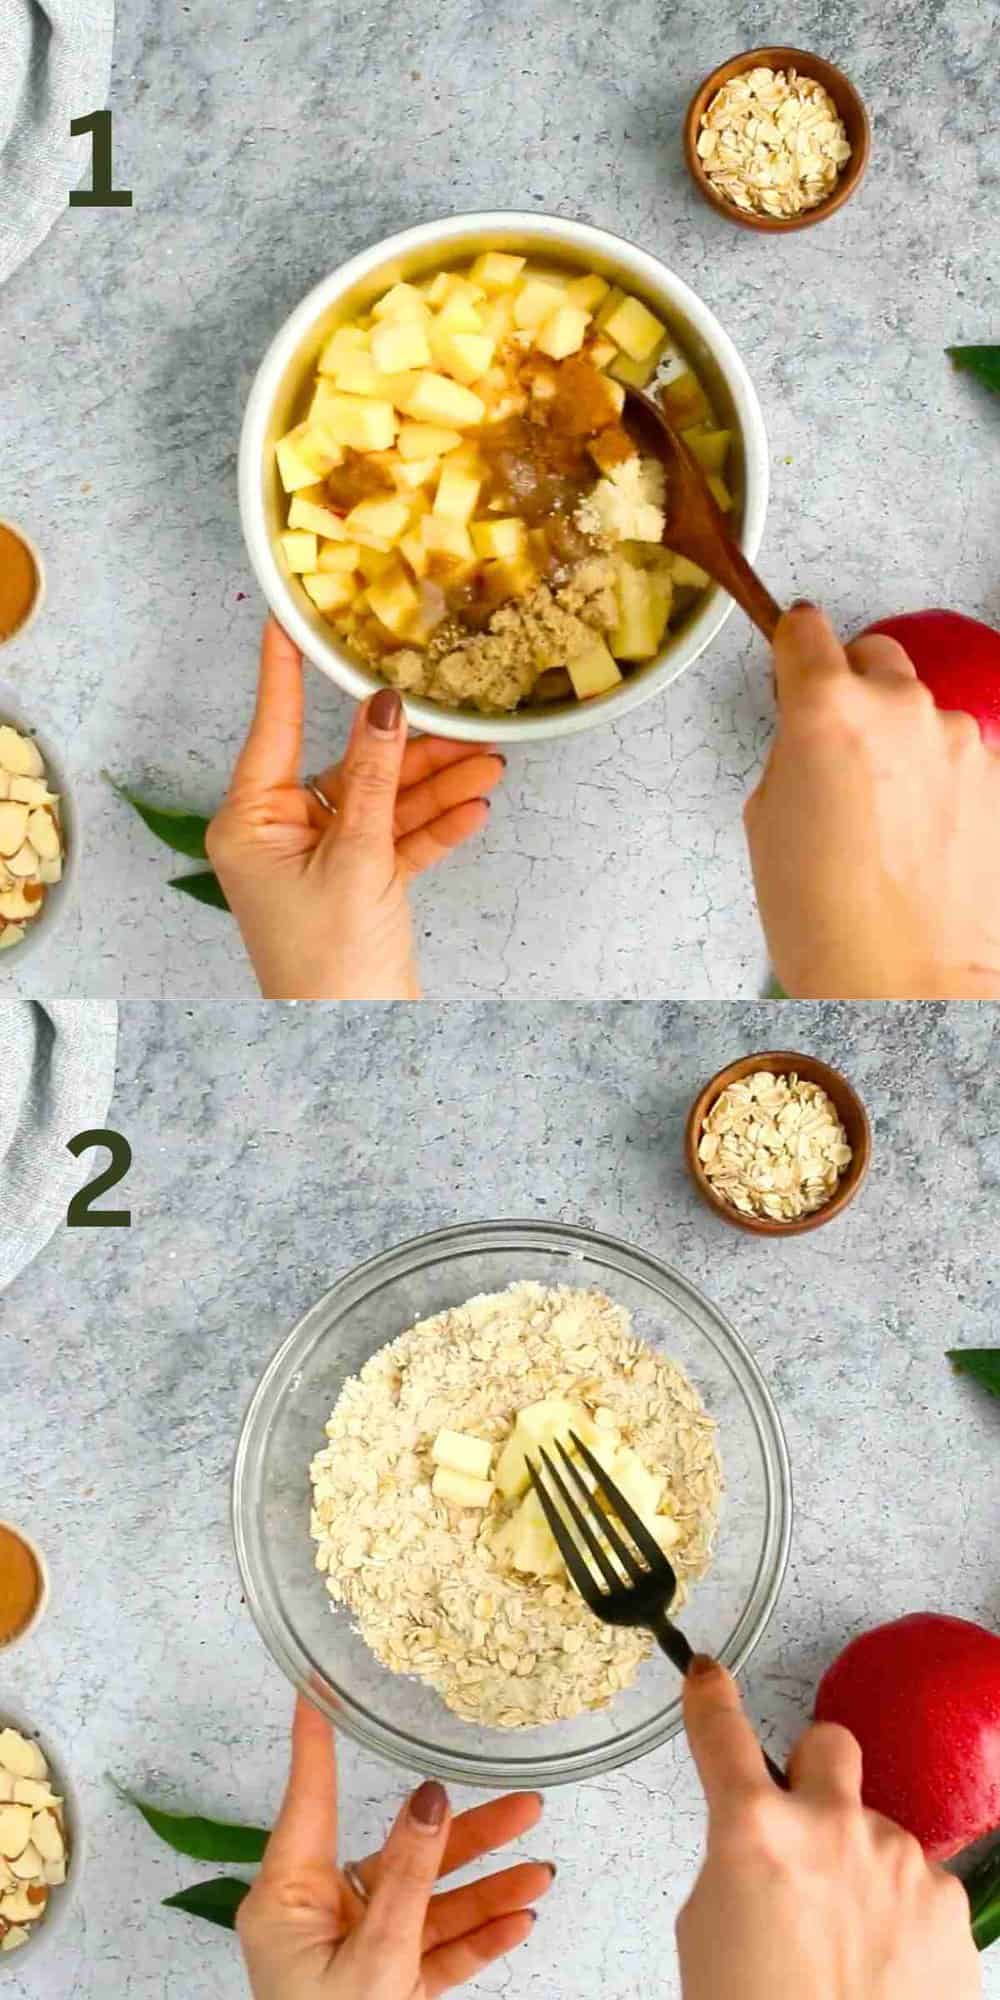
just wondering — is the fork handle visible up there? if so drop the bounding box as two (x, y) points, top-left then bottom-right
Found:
(652, 1613), (789, 1790)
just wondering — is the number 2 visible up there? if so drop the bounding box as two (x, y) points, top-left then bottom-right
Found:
(69, 111), (133, 208)
(66, 1129), (133, 1228)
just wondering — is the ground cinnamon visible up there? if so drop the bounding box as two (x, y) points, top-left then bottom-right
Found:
(0, 525), (40, 642)
(0, 1524), (42, 1643)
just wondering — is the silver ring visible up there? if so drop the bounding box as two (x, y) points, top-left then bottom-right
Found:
(343, 1860), (370, 1906)
(305, 777), (337, 815)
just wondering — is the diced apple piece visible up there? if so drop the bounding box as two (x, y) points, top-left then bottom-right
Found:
(317, 325), (369, 374)
(275, 421), (344, 492)
(470, 517), (527, 560)
(594, 284), (626, 330)
(371, 281), (428, 322)
(608, 344), (664, 388)
(565, 272), (610, 311)
(567, 635), (623, 701)
(433, 466), (481, 524)
(479, 553), (537, 607)
(513, 278), (565, 330)
(0, 802), (29, 858)
(707, 473), (733, 512)
(436, 291), (484, 334)
(611, 558), (672, 660)
(429, 325), (495, 385)
(343, 495), (411, 548)
(478, 294), (518, 343)
(425, 271), (453, 306)
(398, 530), (428, 579)
(288, 495), (349, 539)
(469, 251), (526, 292)
(327, 352), (395, 398)
(280, 531), (318, 573)
(588, 334), (618, 369)
(397, 421), (462, 460)
(681, 427), (731, 472)
(669, 553), (709, 589)
(602, 294), (665, 360)
(660, 368), (711, 427)
(431, 1428), (493, 1480)
(535, 305), (590, 360)
(431, 1466), (494, 1509)
(371, 318), (432, 373)
(398, 372), (485, 428)
(301, 571), (358, 612)
(366, 566), (420, 636)
(420, 517), (475, 566)
(311, 392), (397, 452)
(317, 540), (361, 573)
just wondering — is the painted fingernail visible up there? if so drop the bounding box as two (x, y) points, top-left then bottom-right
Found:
(545, 1861), (557, 1878)
(368, 688), (402, 736)
(789, 598), (818, 613)
(527, 1908), (539, 1923)
(409, 1779), (448, 1830)
(497, 753), (508, 767)
(688, 1653), (717, 1678)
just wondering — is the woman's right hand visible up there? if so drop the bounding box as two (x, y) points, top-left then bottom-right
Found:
(677, 1657), (981, 2000)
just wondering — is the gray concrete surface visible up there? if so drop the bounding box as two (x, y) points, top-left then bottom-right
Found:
(2, 999), (999, 1996)
(1, 2), (998, 998)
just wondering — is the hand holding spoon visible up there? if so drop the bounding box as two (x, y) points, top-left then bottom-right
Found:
(622, 386), (783, 642)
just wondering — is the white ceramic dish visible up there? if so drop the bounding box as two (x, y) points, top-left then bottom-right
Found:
(239, 210), (769, 743)
(0, 680), (78, 968)
(0, 1705), (81, 1971)
(0, 521), (46, 656)
(0, 1524), (49, 1651)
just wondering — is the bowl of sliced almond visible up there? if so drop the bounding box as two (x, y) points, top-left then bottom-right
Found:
(0, 1718), (78, 1964)
(0, 685), (75, 963)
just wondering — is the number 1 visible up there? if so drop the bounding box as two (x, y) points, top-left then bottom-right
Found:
(69, 111), (133, 208)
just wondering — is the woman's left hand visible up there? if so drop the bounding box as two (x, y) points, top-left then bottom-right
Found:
(237, 1698), (552, 1999)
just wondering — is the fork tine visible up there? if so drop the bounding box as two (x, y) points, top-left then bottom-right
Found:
(527, 1453), (603, 1608)
(569, 1432), (674, 1580)
(536, 1446), (622, 1594)
(556, 1439), (645, 1584)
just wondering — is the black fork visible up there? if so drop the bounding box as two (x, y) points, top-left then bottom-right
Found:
(530, 1433), (787, 1790)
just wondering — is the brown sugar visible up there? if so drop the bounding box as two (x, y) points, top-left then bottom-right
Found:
(0, 525), (40, 643)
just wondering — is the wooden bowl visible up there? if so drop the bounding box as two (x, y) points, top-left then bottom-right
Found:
(684, 1051), (872, 1236)
(684, 48), (871, 233)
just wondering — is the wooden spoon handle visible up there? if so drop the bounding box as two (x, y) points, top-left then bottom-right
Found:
(710, 539), (784, 642)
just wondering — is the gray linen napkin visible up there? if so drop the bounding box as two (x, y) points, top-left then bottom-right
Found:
(0, 1000), (117, 1290)
(0, 0), (114, 288)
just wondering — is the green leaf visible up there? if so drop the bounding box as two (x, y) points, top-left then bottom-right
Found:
(947, 1349), (1000, 1401)
(168, 871), (231, 913)
(966, 1842), (1000, 1951)
(947, 346), (1000, 397)
(123, 1789), (269, 1862)
(163, 1877), (251, 1932)
(105, 774), (211, 860)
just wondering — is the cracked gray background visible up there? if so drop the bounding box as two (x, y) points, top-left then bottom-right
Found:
(1, 0), (998, 998)
(1, 999), (999, 1996)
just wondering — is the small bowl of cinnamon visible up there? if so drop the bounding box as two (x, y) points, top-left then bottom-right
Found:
(0, 521), (45, 653)
(0, 1521), (49, 1650)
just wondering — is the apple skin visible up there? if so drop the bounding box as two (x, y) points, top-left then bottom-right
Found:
(815, 1612), (1000, 1861)
(858, 610), (1000, 746)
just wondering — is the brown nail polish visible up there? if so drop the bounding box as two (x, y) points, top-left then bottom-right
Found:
(789, 598), (818, 613)
(688, 1653), (717, 1679)
(368, 687), (402, 735)
(545, 1860), (557, 1878)
(409, 1778), (447, 1829)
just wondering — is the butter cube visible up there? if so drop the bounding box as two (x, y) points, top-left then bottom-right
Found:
(433, 465), (481, 524)
(397, 421), (462, 460)
(565, 272), (610, 312)
(280, 530), (318, 573)
(469, 251), (526, 292)
(431, 1428), (493, 1480)
(603, 294), (665, 359)
(513, 278), (565, 329)
(535, 305), (590, 360)
(371, 317), (432, 373)
(301, 570), (358, 611)
(567, 635), (623, 700)
(399, 372), (486, 428)
(371, 281), (429, 322)
(432, 1466), (495, 1509)
(313, 392), (397, 452)
(470, 517), (527, 560)
(344, 494), (411, 548)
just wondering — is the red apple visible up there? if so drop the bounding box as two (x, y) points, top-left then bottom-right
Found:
(815, 1613), (1000, 1860)
(858, 610), (1000, 746)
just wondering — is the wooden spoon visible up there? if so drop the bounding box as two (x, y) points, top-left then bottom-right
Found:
(622, 386), (783, 641)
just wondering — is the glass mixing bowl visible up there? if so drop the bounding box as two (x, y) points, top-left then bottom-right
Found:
(232, 1221), (792, 1788)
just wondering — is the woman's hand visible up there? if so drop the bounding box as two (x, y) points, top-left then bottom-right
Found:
(237, 1698), (552, 1999)
(745, 603), (1000, 998)
(207, 620), (504, 999)
(677, 1658), (980, 2000)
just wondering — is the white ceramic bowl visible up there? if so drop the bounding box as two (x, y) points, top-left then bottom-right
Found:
(0, 680), (78, 968)
(0, 1704), (81, 1972)
(239, 211), (769, 743)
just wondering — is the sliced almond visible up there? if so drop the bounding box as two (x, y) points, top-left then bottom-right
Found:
(0, 885), (42, 922)
(0, 1805), (32, 1860)
(0, 802), (29, 857)
(0, 1861), (14, 1891)
(0, 1884), (42, 1923)
(0, 728), (44, 780)
(0, 1776), (11, 1805)
(11, 1780), (59, 1810)
(9, 1842), (42, 1882)
(0, 923), (26, 950)
(0, 1924), (30, 1951)
(37, 855), (62, 885)
(8, 777), (55, 806)
(27, 808), (60, 861)
(0, 1733), (46, 1783)
(42, 1856), (66, 1887)
(0, 773), (7, 800)
(5, 842), (39, 880)
(30, 1812), (63, 1864)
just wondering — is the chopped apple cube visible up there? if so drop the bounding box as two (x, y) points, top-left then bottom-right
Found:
(302, 570), (358, 611)
(469, 250), (526, 292)
(608, 344), (664, 389)
(513, 278), (565, 330)
(707, 473), (733, 512)
(371, 281), (428, 322)
(398, 530), (428, 578)
(611, 557), (672, 659)
(397, 421), (462, 460)
(371, 317), (432, 373)
(436, 290), (485, 334)
(669, 553), (710, 589)
(388, 454), (437, 490)
(594, 284), (626, 329)
(317, 325), (369, 374)
(429, 325), (495, 385)
(535, 304), (590, 360)
(398, 372), (486, 428)
(366, 565), (420, 635)
(660, 368), (711, 427)
(431, 1466), (494, 1509)
(280, 530), (318, 573)
(312, 392), (397, 452)
(479, 552), (537, 606)
(358, 546), (397, 582)
(327, 352), (395, 397)
(602, 294), (665, 360)
(681, 427), (731, 472)
(288, 494), (349, 539)
(478, 294), (518, 343)
(275, 423), (338, 493)
(431, 1428), (493, 1480)
(566, 635), (623, 700)
(588, 334), (618, 369)
(420, 516), (476, 567)
(343, 495), (411, 548)
(470, 517), (527, 560)
(433, 465), (481, 523)
(565, 272), (610, 311)
(317, 540), (361, 572)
